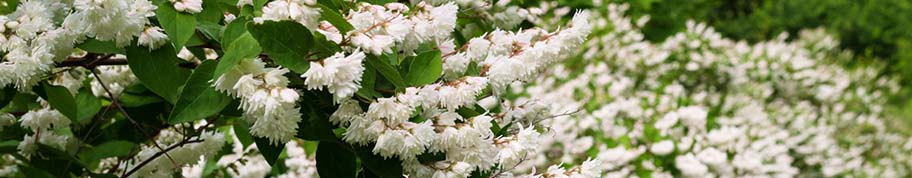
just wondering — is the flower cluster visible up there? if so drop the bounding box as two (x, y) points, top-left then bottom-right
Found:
(16, 100), (72, 157)
(326, 10), (595, 177)
(301, 51), (366, 102)
(442, 11), (591, 91)
(215, 58), (303, 145)
(344, 2), (458, 55)
(515, 3), (912, 177)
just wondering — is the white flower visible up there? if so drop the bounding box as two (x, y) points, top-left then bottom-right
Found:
(650, 140), (675, 155)
(302, 51), (365, 102)
(696, 147), (727, 166)
(366, 97), (413, 124)
(675, 154), (708, 177)
(350, 33), (395, 55)
(330, 99), (363, 126)
(677, 106), (707, 129)
(214, 58), (303, 145)
(171, 0), (203, 13)
(137, 26), (168, 49)
(257, 0), (321, 29)
(19, 107), (70, 131)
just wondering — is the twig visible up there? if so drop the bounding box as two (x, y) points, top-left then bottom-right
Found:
(91, 70), (178, 167)
(120, 139), (204, 178)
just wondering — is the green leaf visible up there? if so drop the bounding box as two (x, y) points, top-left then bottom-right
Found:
(233, 119), (255, 148)
(297, 98), (337, 141)
(356, 66), (381, 99)
(75, 87), (101, 122)
(355, 145), (404, 178)
(318, 5), (354, 34)
(18, 165), (56, 178)
(406, 50), (443, 86)
(253, 135), (285, 166)
(78, 140), (135, 164)
(198, 21), (223, 43)
(316, 142), (357, 178)
(118, 92), (165, 107)
(170, 61), (233, 124)
(0, 86), (16, 109)
(0, 140), (18, 153)
(77, 39), (124, 54)
(126, 45), (192, 104)
(221, 17), (250, 48)
(214, 33), (261, 77)
(248, 21), (314, 73)
(157, 3), (198, 50)
(36, 83), (78, 121)
(197, 0), (224, 23)
(366, 55), (407, 89)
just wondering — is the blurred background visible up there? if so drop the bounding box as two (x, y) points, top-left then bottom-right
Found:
(561, 0), (912, 122)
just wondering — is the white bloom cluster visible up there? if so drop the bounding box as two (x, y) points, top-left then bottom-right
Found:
(441, 11), (591, 91)
(301, 51), (365, 102)
(345, 2), (457, 55)
(277, 140), (318, 178)
(214, 58), (303, 145)
(516, 3), (912, 177)
(90, 65), (139, 98)
(127, 127), (225, 177)
(170, 0), (203, 14)
(256, 0), (322, 29)
(66, 0), (157, 47)
(16, 101), (72, 157)
(0, 0), (78, 90)
(206, 128), (273, 178)
(328, 10), (594, 177)
(0, 0), (157, 90)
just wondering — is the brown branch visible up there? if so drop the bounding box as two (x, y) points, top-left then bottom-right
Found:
(120, 139), (204, 178)
(91, 70), (179, 168)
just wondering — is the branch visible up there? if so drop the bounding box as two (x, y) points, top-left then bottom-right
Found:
(120, 138), (204, 178)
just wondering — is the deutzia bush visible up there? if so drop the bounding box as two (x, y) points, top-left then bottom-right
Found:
(0, 0), (598, 177)
(513, 2), (912, 178)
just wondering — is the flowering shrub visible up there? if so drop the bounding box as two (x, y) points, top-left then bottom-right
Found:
(0, 0), (599, 177)
(514, 3), (912, 178)
(0, 0), (909, 177)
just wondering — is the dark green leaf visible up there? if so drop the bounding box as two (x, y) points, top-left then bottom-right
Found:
(297, 99), (337, 141)
(253, 135), (285, 166)
(0, 140), (18, 153)
(126, 45), (192, 103)
(233, 119), (255, 148)
(214, 33), (261, 77)
(75, 87), (101, 122)
(18, 165), (56, 178)
(221, 17), (250, 47)
(197, 0), (224, 23)
(316, 142), (357, 178)
(366, 55), (406, 89)
(318, 5), (354, 34)
(36, 83), (78, 121)
(77, 39), (124, 54)
(248, 21), (314, 73)
(356, 66), (381, 99)
(118, 92), (164, 107)
(198, 21), (223, 42)
(170, 60), (233, 124)
(157, 3), (198, 50)
(78, 140), (135, 163)
(355, 145), (404, 178)
(406, 50), (443, 86)
(0, 86), (15, 109)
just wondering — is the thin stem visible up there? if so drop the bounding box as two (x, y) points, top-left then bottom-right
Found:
(119, 139), (204, 178)
(91, 70), (178, 166)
